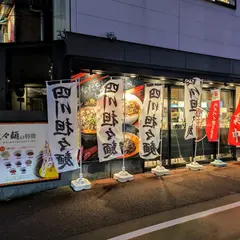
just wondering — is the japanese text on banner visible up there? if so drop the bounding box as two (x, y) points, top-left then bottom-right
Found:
(206, 89), (220, 142)
(184, 78), (202, 140)
(139, 85), (163, 159)
(47, 82), (79, 172)
(96, 79), (123, 161)
(228, 99), (240, 146)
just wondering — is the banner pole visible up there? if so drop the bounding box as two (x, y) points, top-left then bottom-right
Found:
(113, 76), (133, 182)
(202, 139), (205, 160)
(159, 84), (164, 166)
(71, 78), (91, 191)
(193, 101), (200, 164)
(151, 84), (169, 176)
(194, 137), (198, 163)
(217, 90), (221, 159)
(193, 97), (201, 164)
(122, 77), (126, 172)
(217, 110), (221, 159)
(211, 88), (227, 167)
(78, 79), (83, 181)
(186, 78), (203, 171)
(217, 88), (221, 159)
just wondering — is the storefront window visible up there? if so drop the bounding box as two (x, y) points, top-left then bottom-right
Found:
(78, 74), (144, 163)
(197, 89), (234, 161)
(170, 86), (235, 165)
(195, 90), (215, 162)
(170, 87), (193, 165)
(144, 84), (168, 169)
(219, 90), (234, 159)
(11, 86), (46, 111)
(26, 87), (46, 111)
(70, 72), (236, 168)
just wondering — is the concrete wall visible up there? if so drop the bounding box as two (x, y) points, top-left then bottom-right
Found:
(0, 170), (79, 201)
(70, 0), (240, 60)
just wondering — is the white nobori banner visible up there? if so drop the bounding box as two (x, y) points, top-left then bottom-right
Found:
(47, 81), (79, 172)
(139, 84), (163, 159)
(184, 77), (203, 140)
(96, 79), (123, 162)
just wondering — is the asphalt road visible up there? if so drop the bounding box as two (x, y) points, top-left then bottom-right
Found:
(135, 207), (240, 240)
(1, 162), (240, 240)
(69, 194), (240, 240)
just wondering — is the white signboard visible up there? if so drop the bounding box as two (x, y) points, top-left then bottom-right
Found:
(0, 123), (59, 186)
(139, 85), (163, 159)
(184, 78), (202, 140)
(47, 82), (79, 172)
(96, 79), (123, 161)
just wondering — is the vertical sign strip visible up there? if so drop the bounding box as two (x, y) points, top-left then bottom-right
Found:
(184, 78), (202, 140)
(47, 81), (79, 172)
(96, 79), (123, 162)
(139, 85), (163, 159)
(206, 89), (220, 142)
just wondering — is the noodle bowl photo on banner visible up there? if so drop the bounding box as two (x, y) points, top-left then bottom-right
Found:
(72, 73), (144, 162)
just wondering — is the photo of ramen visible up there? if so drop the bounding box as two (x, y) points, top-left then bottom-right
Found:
(25, 160), (32, 166)
(79, 94), (142, 135)
(124, 100), (140, 117)
(118, 132), (139, 159)
(26, 150), (34, 156)
(1, 151), (10, 159)
(15, 161), (22, 167)
(4, 162), (11, 168)
(9, 169), (16, 175)
(80, 106), (97, 134)
(124, 93), (142, 125)
(14, 151), (21, 158)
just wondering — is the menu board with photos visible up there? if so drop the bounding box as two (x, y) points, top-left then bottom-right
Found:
(0, 123), (59, 186)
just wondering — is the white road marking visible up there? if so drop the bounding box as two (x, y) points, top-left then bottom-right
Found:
(108, 201), (240, 240)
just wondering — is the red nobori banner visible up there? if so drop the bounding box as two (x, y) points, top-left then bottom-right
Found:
(206, 89), (220, 142)
(228, 99), (240, 146)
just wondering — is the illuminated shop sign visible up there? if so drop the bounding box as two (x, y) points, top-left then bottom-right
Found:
(205, 0), (236, 9)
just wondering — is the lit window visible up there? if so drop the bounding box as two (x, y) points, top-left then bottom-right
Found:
(205, 0), (236, 9)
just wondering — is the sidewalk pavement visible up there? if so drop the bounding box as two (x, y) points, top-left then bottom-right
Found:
(1, 162), (240, 240)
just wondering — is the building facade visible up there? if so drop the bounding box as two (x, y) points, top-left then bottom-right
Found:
(55, 0), (240, 60)
(1, 0), (240, 200)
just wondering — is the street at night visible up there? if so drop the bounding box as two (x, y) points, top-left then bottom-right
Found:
(1, 162), (240, 240)
(1, 1), (240, 240)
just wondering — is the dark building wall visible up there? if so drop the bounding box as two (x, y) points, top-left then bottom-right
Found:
(15, 7), (41, 42)
(67, 33), (240, 83)
(15, 0), (53, 42)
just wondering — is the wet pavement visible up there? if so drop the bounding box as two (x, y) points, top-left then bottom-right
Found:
(1, 162), (240, 240)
